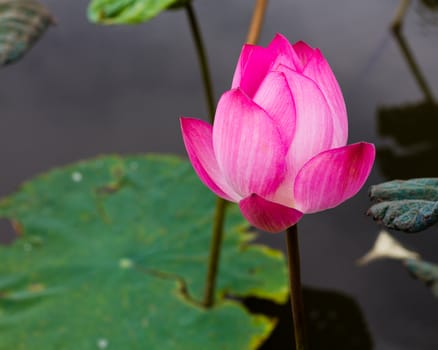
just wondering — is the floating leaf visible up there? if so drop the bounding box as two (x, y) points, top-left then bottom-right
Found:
(87, 0), (190, 25)
(367, 199), (438, 233)
(405, 259), (438, 299)
(0, 155), (288, 349)
(0, 0), (54, 66)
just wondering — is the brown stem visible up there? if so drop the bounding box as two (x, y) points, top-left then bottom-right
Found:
(286, 225), (306, 350)
(391, 0), (411, 33)
(246, 0), (269, 44)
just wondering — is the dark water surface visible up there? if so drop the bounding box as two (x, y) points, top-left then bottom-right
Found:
(1, 0), (437, 349)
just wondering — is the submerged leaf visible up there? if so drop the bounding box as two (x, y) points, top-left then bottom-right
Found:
(87, 0), (190, 25)
(405, 259), (438, 299)
(0, 155), (288, 349)
(0, 0), (54, 66)
(357, 230), (420, 265)
(359, 231), (438, 300)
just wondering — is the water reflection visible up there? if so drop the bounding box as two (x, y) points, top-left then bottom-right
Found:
(417, 0), (438, 25)
(420, 0), (438, 8)
(245, 287), (373, 350)
(377, 102), (438, 179)
(377, 0), (437, 179)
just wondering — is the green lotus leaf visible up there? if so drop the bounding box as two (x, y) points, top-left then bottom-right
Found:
(87, 0), (190, 25)
(0, 154), (288, 350)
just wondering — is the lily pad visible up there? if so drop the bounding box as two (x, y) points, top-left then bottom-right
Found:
(87, 0), (190, 25)
(0, 0), (54, 66)
(0, 155), (288, 349)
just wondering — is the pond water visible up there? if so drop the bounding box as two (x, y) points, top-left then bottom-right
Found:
(0, 0), (437, 349)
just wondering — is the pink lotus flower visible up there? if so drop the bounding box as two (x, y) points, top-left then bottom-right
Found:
(180, 34), (375, 233)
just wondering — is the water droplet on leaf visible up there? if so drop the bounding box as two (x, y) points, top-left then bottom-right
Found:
(71, 172), (83, 182)
(119, 258), (133, 269)
(97, 338), (108, 349)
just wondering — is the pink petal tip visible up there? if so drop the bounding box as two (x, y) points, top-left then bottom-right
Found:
(239, 194), (303, 233)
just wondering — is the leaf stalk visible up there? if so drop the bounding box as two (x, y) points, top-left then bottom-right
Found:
(185, 0), (269, 308)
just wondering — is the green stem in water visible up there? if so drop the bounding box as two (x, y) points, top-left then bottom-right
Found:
(185, 0), (270, 308)
(286, 225), (306, 350)
(184, 3), (226, 308)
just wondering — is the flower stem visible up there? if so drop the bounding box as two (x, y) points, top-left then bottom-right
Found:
(246, 0), (269, 44)
(184, 3), (227, 308)
(203, 197), (227, 307)
(185, 3), (216, 121)
(285, 225), (306, 350)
